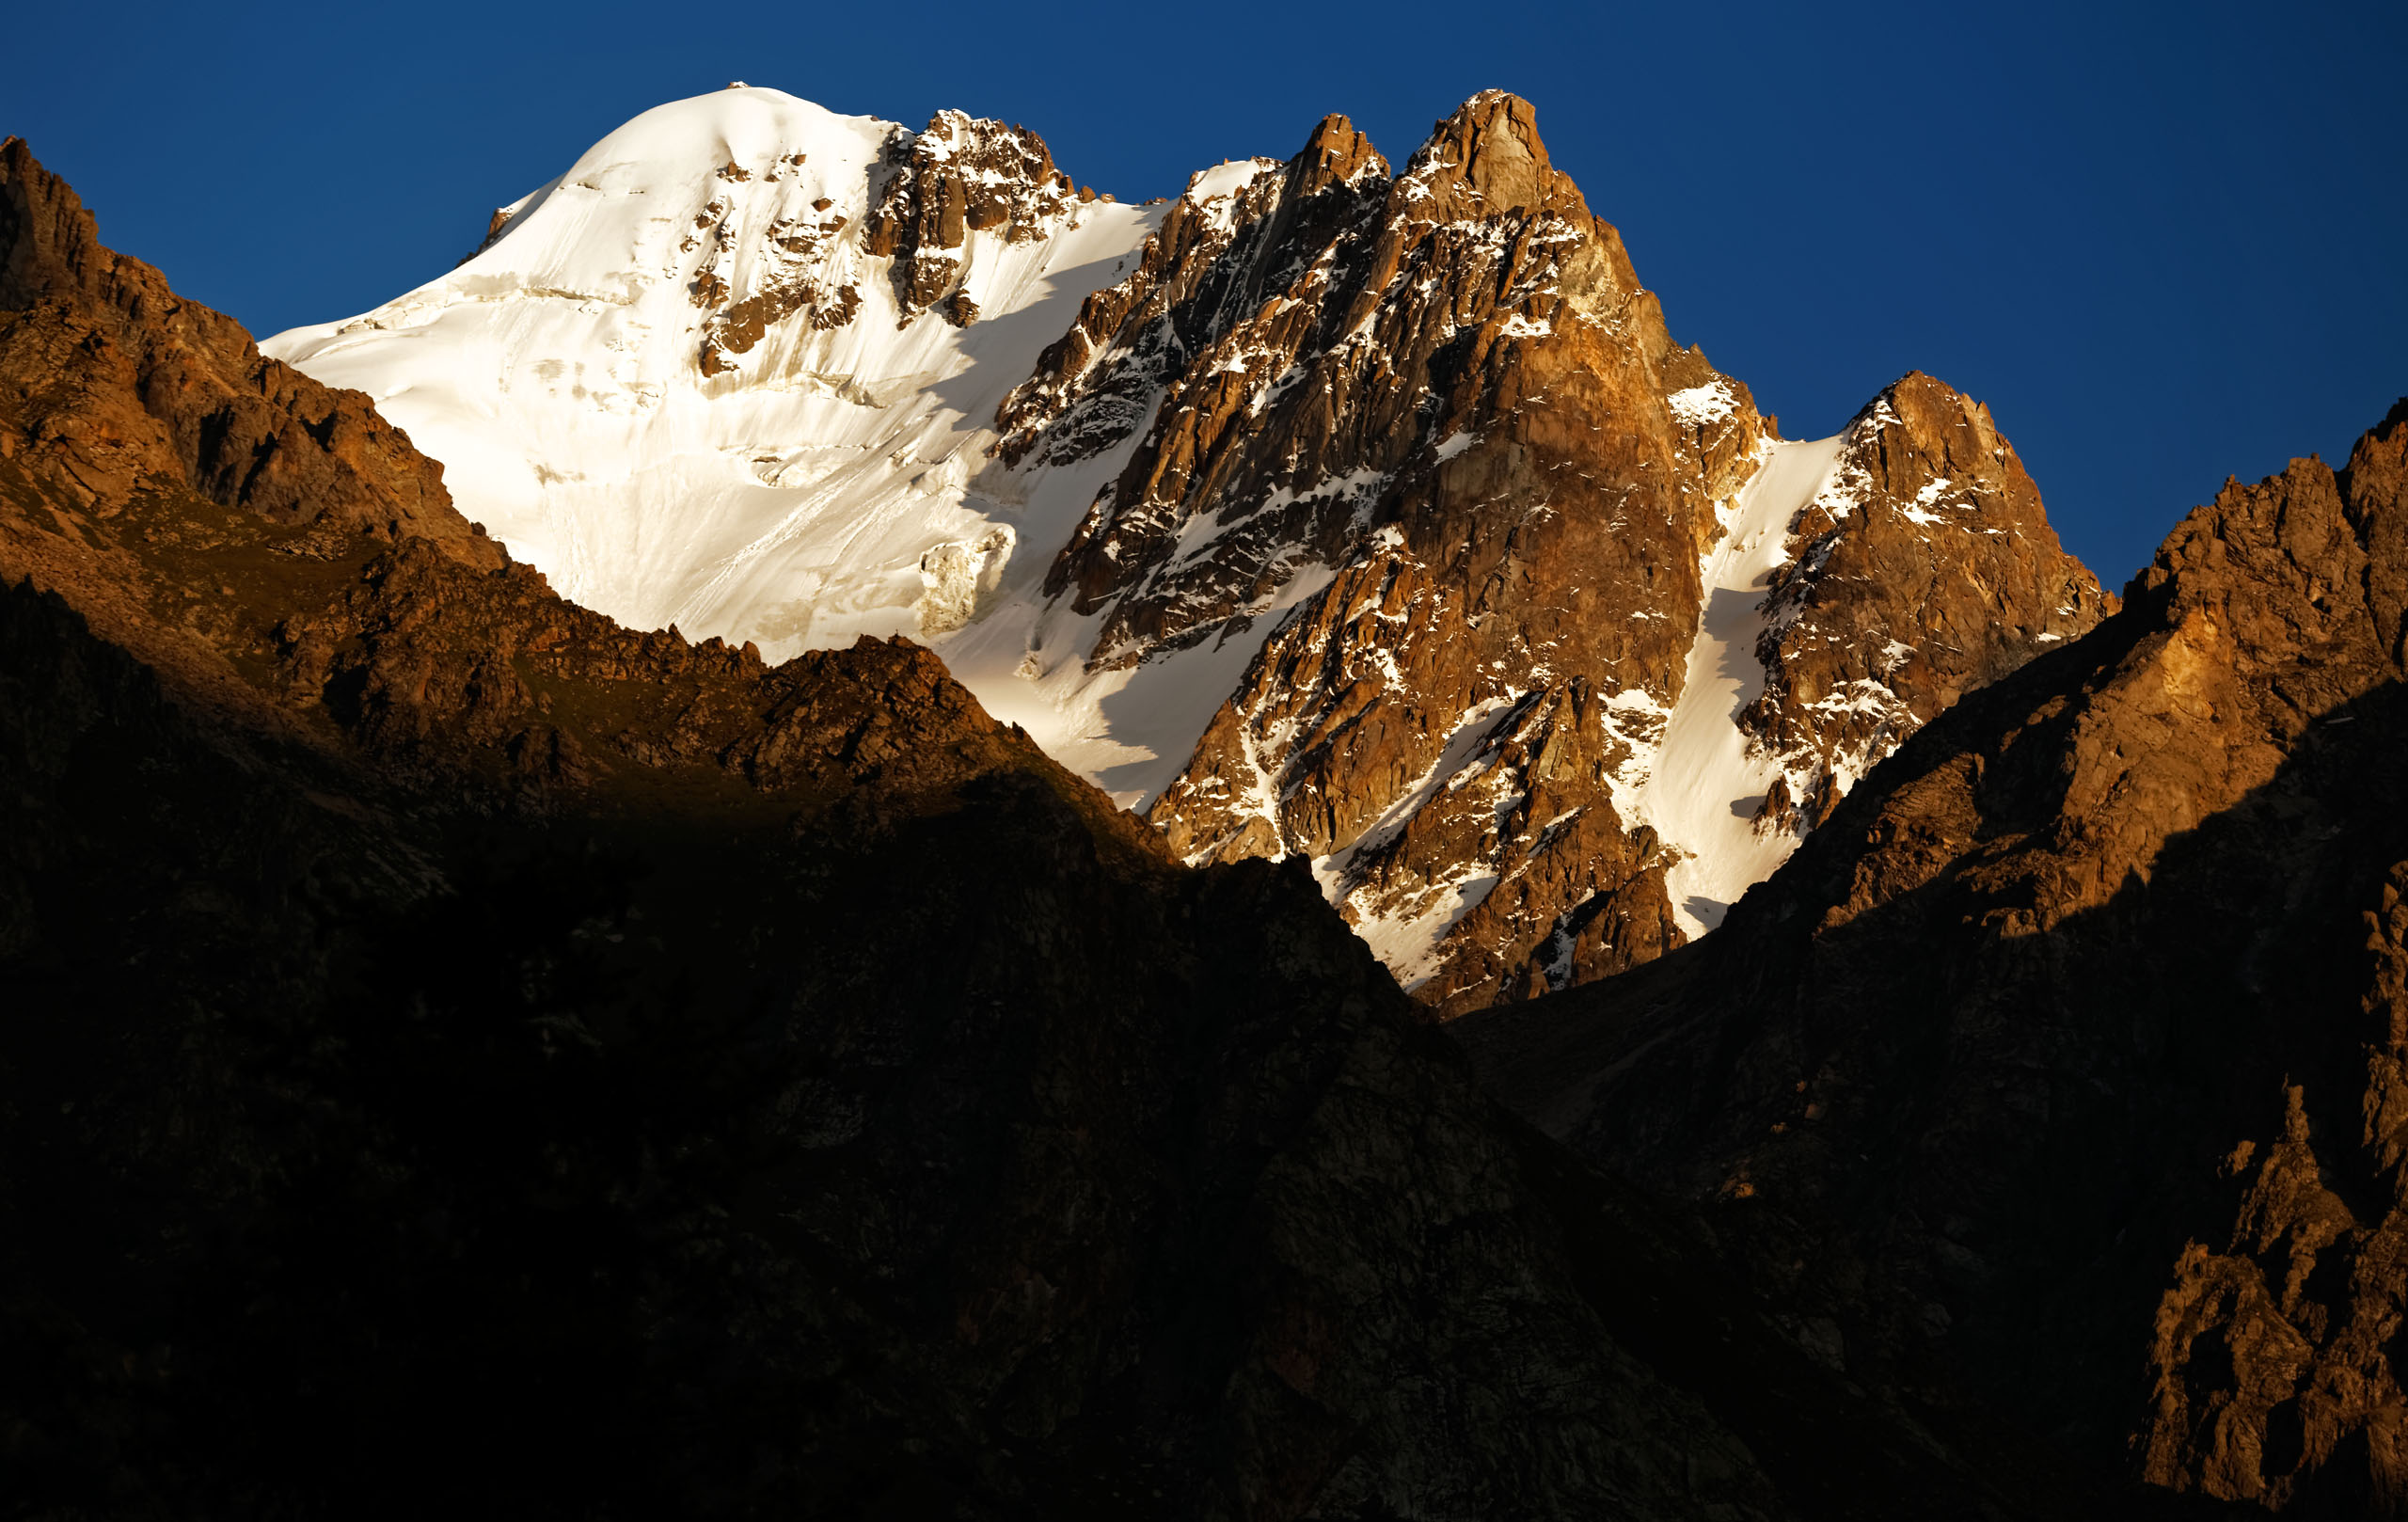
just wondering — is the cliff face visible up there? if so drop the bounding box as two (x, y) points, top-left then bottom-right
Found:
(2, 136), (2091, 1522)
(1457, 401), (2408, 1513)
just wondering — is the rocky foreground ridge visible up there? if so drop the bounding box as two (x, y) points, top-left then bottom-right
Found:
(261, 87), (2108, 1013)
(0, 135), (2176, 1520)
(1459, 397), (2408, 1515)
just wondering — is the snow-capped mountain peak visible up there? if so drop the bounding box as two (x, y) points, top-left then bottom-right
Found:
(269, 87), (1158, 670)
(266, 88), (2108, 1015)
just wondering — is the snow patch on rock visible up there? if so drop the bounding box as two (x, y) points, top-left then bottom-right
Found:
(1668, 379), (1738, 428)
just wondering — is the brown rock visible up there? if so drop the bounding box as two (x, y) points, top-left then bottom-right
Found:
(1740, 372), (2113, 826)
(689, 188), (863, 373)
(862, 111), (1073, 322)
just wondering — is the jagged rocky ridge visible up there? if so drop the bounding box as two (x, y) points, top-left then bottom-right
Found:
(261, 87), (2106, 1012)
(1457, 400), (2408, 1515)
(0, 133), (2191, 1521)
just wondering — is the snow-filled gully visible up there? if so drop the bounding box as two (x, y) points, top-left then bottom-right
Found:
(1633, 436), (1846, 937)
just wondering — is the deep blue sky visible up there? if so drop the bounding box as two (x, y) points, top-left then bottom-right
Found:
(9, 0), (2400, 584)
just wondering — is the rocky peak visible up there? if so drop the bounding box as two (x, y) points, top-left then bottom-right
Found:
(1743, 370), (2112, 832)
(1031, 91), (1653, 669)
(1288, 113), (1385, 198)
(1398, 89), (1575, 224)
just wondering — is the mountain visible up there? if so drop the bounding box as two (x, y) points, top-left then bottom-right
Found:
(10, 117), (2395, 1519)
(1, 131), (2156, 1521)
(261, 86), (2107, 1010)
(1457, 399), (2408, 1514)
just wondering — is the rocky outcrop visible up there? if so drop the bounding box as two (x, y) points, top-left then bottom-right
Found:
(3, 135), (2091, 1522)
(863, 110), (1077, 322)
(684, 149), (865, 375)
(695, 204), (861, 375)
(681, 107), (1082, 372)
(1456, 401), (2408, 1510)
(2141, 1029), (2408, 1516)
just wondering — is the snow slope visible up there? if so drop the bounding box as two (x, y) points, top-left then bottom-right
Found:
(1633, 436), (1847, 936)
(264, 87), (1294, 805)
